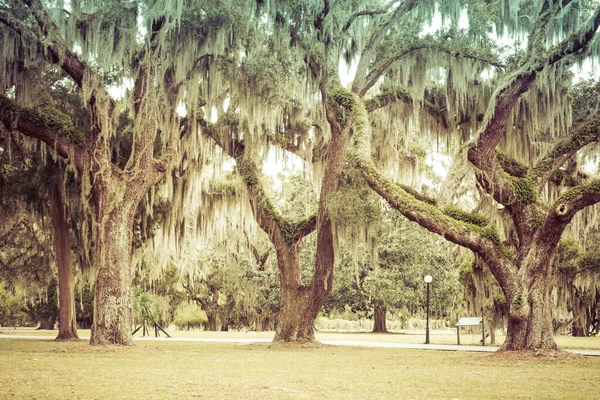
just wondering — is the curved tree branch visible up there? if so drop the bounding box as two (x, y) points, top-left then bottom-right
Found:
(365, 87), (448, 129)
(0, 94), (85, 172)
(199, 117), (316, 246)
(349, 89), (514, 290)
(533, 110), (600, 189)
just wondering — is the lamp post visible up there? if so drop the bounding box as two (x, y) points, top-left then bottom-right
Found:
(424, 275), (432, 344)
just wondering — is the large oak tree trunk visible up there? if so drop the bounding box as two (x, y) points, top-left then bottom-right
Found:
(503, 254), (557, 350)
(90, 198), (137, 345)
(373, 306), (388, 333)
(282, 117), (350, 342)
(49, 175), (78, 340)
(274, 245), (311, 341)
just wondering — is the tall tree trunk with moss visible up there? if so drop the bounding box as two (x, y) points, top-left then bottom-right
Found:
(89, 188), (138, 345)
(49, 170), (78, 340)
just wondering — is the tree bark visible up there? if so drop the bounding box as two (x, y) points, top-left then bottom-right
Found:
(89, 191), (139, 345)
(49, 173), (78, 340)
(502, 246), (557, 350)
(273, 244), (311, 341)
(260, 315), (273, 331)
(373, 306), (388, 333)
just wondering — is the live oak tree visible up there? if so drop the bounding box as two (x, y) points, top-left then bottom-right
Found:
(199, 0), (485, 341)
(347, 0), (600, 350)
(0, 0), (249, 344)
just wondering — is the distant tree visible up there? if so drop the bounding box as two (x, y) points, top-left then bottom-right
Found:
(28, 278), (58, 330)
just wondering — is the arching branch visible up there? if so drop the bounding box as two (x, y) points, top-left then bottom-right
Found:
(199, 117), (316, 246)
(533, 111), (600, 189)
(340, 7), (389, 36)
(349, 89), (514, 290)
(365, 87), (449, 129)
(0, 94), (85, 172)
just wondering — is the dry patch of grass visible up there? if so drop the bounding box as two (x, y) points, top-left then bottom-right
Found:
(1, 338), (599, 399)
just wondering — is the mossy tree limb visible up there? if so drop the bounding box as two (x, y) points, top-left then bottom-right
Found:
(364, 88), (449, 129)
(533, 110), (600, 189)
(200, 117), (317, 247)
(349, 91), (513, 292)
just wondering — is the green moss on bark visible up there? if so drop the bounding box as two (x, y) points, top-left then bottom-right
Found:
(443, 205), (489, 227)
(0, 94), (86, 144)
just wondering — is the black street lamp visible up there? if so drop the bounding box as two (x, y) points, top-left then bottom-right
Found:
(424, 275), (432, 344)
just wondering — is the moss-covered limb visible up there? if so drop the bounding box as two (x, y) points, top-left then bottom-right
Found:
(281, 215), (317, 243)
(339, 7), (389, 36)
(468, 70), (537, 171)
(349, 91), (512, 286)
(364, 88), (449, 129)
(13, 0), (86, 87)
(546, 6), (600, 67)
(0, 95), (85, 171)
(397, 184), (437, 206)
(442, 205), (490, 227)
(550, 178), (600, 222)
(496, 151), (528, 178)
(199, 115), (316, 245)
(533, 110), (600, 188)
(351, 1), (420, 95)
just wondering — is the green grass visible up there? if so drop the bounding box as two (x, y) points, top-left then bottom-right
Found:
(4, 328), (600, 349)
(0, 338), (599, 399)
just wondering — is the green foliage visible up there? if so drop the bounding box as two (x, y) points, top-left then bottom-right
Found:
(496, 151), (528, 177)
(332, 87), (354, 108)
(442, 205), (489, 227)
(555, 238), (584, 273)
(0, 281), (30, 327)
(327, 212), (462, 319)
(512, 294), (523, 309)
(479, 227), (502, 246)
(173, 303), (207, 330)
(76, 283), (94, 329)
(503, 174), (536, 204)
(327, 167), (381, 226)
(240, 43), (295, 106)
(27, 279), (58, 328)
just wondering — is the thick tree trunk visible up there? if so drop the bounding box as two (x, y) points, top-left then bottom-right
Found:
(274, 245), (313, 341)
(90, 201), (137, 345)
(373, 306), (388, 333)
(49, 177), (79, 340)
(280, 116), (350, 342)
(503, 274), (557, 350)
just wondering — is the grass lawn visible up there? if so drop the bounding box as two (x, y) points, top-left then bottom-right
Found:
(5, 328), (600, 349)
(1, 338), (599, 399)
